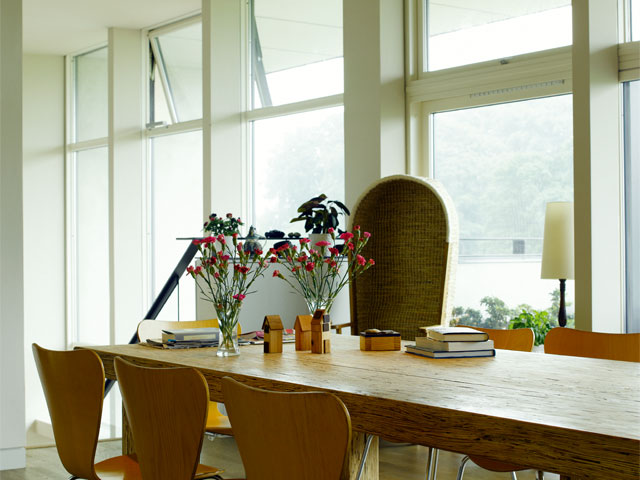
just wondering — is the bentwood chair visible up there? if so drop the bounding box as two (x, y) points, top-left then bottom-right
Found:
(333, 175), (459, 340)
(451, 327), (536, 480)
(136, 319), (235, 437)
(32, 343), (141, 479)
(221, 377), (352, 480)
(544, 327), (640, 362)
(114, 357), (223, 480)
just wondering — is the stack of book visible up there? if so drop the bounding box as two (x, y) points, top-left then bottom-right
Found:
(145, 327), (219, 349)
(405, 326), (495, 358)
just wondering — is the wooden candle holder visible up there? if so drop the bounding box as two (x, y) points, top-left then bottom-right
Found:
(359, 329), (401, 351)
(262, 315), (284, 353)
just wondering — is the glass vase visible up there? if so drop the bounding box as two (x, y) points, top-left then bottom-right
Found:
(216, 310), (240, 357)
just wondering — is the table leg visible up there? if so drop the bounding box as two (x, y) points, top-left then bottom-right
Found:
(122, 405), (135, 455)
(342, 432), (379, 480)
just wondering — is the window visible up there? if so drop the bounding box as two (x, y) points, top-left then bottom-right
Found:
(432, 95), (574, 326)
(149, 19), (202, 125)
(425, 0), (572, 71)
(74, 47), (108, 141)
(632, 0), (639, 41)
(149, 131), (203, 321)
(249, 0), (345, 234)
(252, 107), (344, 233)
(251, 0), (343, 107)
(74, 147), (109, 345)
(624, 80), (639, 332)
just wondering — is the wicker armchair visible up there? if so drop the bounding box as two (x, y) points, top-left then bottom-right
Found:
(334, 175), (458, 340)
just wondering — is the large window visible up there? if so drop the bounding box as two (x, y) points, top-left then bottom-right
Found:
(624, 80), (639, 332)
(426, 0), (572, 71)
(632, 0), (639, 41)
(250, 0), (345, 234)
(431, 95), (574, 327)
(74, 47), (108, 141)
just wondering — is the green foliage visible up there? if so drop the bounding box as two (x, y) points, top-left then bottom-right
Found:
(508, 309), (556, 346)
(203, 213), (243, 236)
(290, 194), (350, 234)
(451, 288), (573, 343)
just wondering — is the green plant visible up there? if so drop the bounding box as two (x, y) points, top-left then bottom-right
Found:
(203, 213), (243, 236)
(290, 194), (350, 234)
(508, 309), (556, 346)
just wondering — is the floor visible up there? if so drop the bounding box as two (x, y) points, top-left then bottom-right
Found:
(0, 436), (559, 479)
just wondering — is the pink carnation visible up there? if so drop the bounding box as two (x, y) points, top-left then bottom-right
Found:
(300, 238), (311, 244)
(305, 262), (315, 272)
(339, 232), (354, 240)
(233, 293), (246, 301)
(356, 255), (366, 266)
(315, 241), (331, 247)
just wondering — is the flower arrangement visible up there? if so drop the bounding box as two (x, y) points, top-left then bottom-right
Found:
(271, 226), (374, 314)
(203, 212), (244, 236)
(186, 233), (270, 356)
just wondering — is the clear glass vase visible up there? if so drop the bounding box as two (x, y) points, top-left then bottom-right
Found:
(216, 310), (240, 357)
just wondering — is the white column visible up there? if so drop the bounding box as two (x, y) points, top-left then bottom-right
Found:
(572, 0), (623, 332)
(202, 0), (246, 220)
(344, 0), (405, 208)
(0, 0), (25, 470)
(108, 28), (145, 343)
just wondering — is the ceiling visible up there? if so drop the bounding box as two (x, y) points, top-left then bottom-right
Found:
(23, 0), (200, 55)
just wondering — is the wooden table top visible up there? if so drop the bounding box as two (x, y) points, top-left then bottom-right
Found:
(85, 334), (640, 479)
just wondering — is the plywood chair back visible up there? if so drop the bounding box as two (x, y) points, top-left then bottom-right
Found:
(544, 327), (640, 362)
(458, 325), (534, 352)
(348, 175), (458, 340)
(32, 344), (104, 480)
(136, 318), (234, 436)
(221, 377), (351, 480)
(114, 357), (210, 480)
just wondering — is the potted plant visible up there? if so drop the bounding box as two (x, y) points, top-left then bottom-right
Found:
(508, 308), (556, 347)
(203, 213), (243, 247)
(290, 194), (350, 244)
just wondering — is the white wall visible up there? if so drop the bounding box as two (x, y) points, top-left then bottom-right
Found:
(22, 54), (66, 445)
(0, 0), (26, 470)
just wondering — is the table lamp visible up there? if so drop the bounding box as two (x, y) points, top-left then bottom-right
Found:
(541, 202), (574, 327)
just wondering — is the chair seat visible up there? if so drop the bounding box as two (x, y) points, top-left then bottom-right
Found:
(206, 401), (233, 435)
(469, 455), (527, 473)
(94, 454), (223, 479)
(94, 454), (140, 479)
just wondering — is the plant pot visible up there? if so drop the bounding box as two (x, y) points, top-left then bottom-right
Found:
(309, 233), (333, 246)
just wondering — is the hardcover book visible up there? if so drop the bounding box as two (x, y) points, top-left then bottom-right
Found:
(415, 337), (494, 351)
(405, 344), (495, 359)
(425, 326), (489, 342)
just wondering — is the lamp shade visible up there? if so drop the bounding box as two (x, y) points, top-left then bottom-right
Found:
(541, 202), (574, 280)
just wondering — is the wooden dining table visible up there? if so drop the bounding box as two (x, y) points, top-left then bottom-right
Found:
(84, 334), (640, 480)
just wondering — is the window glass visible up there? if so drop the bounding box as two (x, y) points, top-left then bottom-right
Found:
(74, 47), (108, 141)
(251, 0), (343, 108)
(433, 95), (574, 325)
(632, 0), (640, 41)
(75, 147), (109, 345)
(624, 81), (639, 332)
(150, 131), (203, 321)
(151, 22), (202, 123)
(426, 0), (572, 71)
(252, 106), (344, 234)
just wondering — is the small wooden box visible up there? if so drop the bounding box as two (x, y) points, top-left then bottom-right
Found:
(359, 330), (401, 351)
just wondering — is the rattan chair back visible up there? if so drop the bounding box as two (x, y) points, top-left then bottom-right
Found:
(349, 175), (458, 340)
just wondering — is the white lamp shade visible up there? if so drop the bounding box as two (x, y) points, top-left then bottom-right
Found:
(541, 202), (574, 280)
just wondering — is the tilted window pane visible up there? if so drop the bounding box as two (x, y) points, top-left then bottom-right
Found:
(151, 131), (202, 321)
(252, 106), (345, 234)
(624, 81), (639, 331)
(74, 47), (108, 141)
(251, 0), (343, 108)
(153, 22), (202, 123)
(433, 95), (574, 322)
(426, 0), (572, 71)
(75, 147), (109, 345)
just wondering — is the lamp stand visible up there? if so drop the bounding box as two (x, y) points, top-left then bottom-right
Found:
(558, 278), (567, 327)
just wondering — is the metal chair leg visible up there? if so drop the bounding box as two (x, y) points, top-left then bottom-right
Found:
(537, 471), (545, 480)
(355, 434), (374, 480)
(510, 472), (518, 480)
(456, 455), (470, 480)
(426, 447), (439, 480)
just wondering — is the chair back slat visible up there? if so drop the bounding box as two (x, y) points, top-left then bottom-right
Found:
(32, 344), (103, 480)
(349, 175), (458, 340)
(544, 328), (640, 362)
(222, 377), (351, 480)
(114, 357), (210, 480)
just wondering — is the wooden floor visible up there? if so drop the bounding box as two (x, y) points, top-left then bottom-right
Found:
(0, 436), (559, 479)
